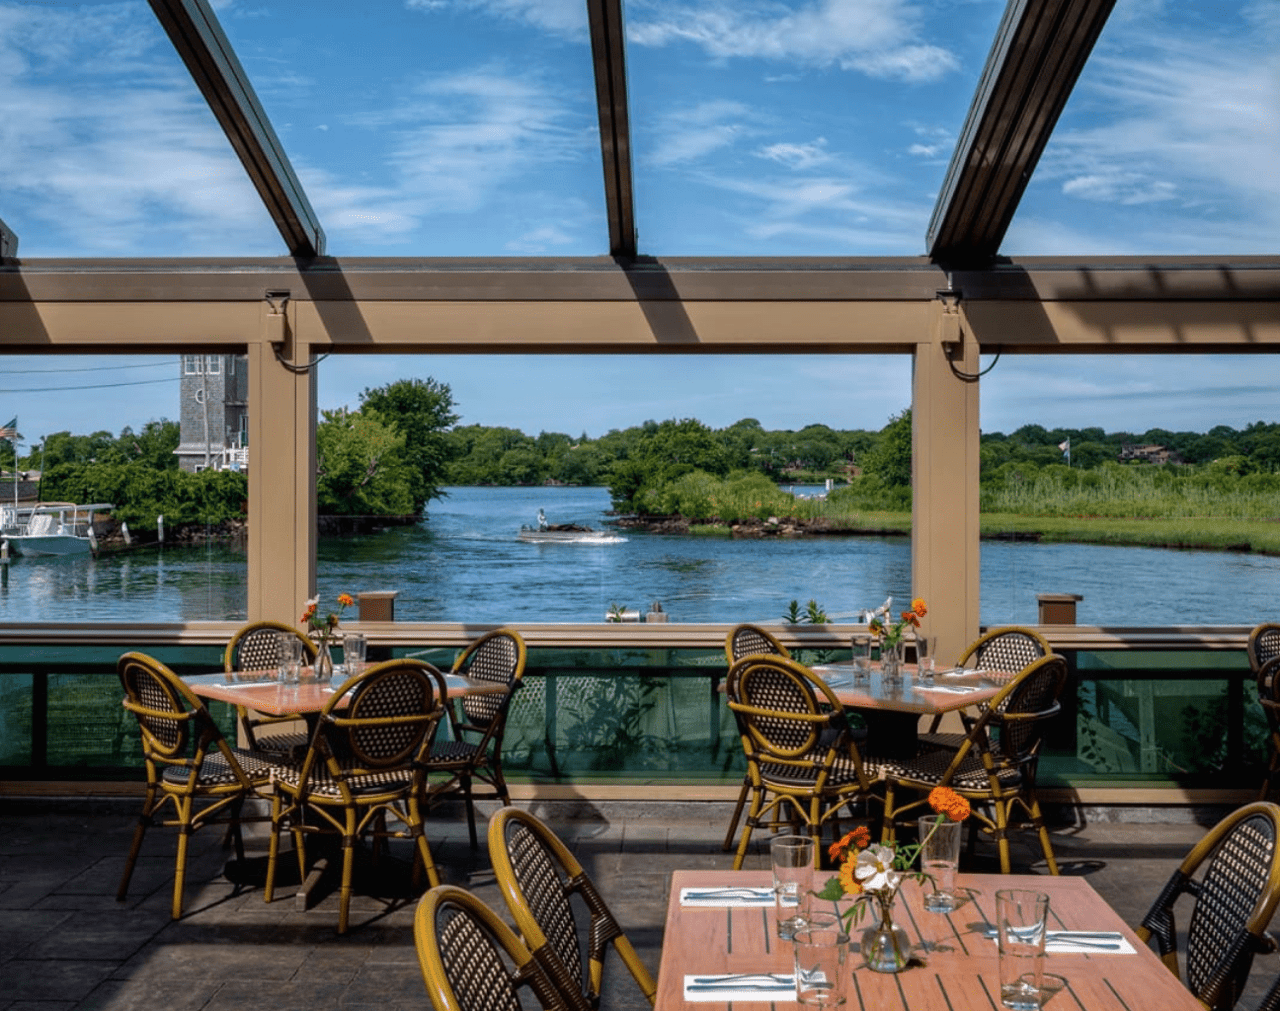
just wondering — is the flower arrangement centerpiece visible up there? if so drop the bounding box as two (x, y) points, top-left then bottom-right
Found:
(301, 592), (354, 677)
(865, 596), (927, 677)
(813, 786), (970, 973)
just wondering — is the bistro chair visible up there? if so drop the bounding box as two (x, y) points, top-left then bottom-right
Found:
(116, 651), (277, 919)
(264, 658), (447, 933)
(488, 806), (657, 1009)
(919, 625), (1052, 745)
(1257, 658), (1280, 804)
(880, 653), (1068, 874)
(223, 619), (317, 755)
(1136, 801), (1280, 1011)
(1249, 623), (1280, 676)
(422, 628), (527, 848)
(719, 624), (793, 851)
(415, 884), (574, 1011)
(725, 653), (882, 870)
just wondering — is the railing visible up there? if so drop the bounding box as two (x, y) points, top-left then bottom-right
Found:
(0, 624), (1265, 807)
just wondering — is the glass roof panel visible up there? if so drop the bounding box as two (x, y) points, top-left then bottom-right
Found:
(0, 0), (282, 258)
(213, 0), (607, 257)
(624, 0), (1007, 257)
(1004, 0), (1280, 255)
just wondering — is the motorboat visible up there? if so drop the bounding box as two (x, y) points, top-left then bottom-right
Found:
(517, 512), (625, 544)
(0, 502), (114, 556)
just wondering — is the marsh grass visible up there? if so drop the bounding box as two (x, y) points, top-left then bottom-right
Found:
(640, 466), (1280, 554)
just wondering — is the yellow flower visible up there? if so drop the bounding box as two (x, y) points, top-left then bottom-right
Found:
(838, 856), (863, 896)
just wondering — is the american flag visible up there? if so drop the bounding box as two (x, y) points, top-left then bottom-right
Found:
(0, 417), (17, 441)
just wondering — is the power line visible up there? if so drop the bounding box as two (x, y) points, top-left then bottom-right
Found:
(1, 361), (172, 374)
(0, 377), (180, 394)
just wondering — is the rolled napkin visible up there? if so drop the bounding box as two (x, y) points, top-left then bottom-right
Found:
(680, 886), (775, 907)
(984, 929), (1136, 954)
(684, 974), (795, 1002)
(916, 684), (983, 694)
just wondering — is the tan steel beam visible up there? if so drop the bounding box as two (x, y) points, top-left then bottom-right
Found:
(928, 0), (1115, 264)
(587, 0), (637, 259)
(147, 0), (325, 258)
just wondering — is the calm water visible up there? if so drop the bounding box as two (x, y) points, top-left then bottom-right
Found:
(2, 485), (1277, 626)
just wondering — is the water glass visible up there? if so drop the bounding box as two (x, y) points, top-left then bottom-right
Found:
(793, 911), (848, 1007)
(996, 889), (1049, 1010)
(916, 635), (937, 684)
(342, 632), (366, 676)
(850, 635), (872, 685)
(277, 632), (303, 684)
(918, 815), (962, 912)
(771, 834), (814, 941)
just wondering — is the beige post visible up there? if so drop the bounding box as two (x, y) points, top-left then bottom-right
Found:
(246, 297), (316, 622)
(911, 293), (981, 666)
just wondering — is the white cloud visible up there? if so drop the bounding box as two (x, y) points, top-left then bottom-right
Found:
(1062, 173), (1177, 205)
(646, 100), (754, 166)
(407, 0), (587, 37)
(626, 0), (960, 83)
(757, 139), (831, 170)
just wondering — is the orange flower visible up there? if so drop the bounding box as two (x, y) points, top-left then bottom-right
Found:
(900, 611), (921, 628)
(911, 598), (928, 617)
(928, 786), (971, 822)
(300, 603), (317, 623)
(828, 825), (872, 862)
(338, 593), (355, 608)
(838, 855), (863, 896)
(850, 825), (871, 850)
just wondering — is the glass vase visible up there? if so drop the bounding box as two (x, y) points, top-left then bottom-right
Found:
(314, 639), (334, 681)
(880, 639), (904, 684)
(860, 890), (911, 973)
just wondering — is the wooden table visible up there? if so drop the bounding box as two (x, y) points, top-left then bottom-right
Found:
(184, 668), (504, 714)
(809, 663), (1007, 757)
(656, 869), (1202, 1010)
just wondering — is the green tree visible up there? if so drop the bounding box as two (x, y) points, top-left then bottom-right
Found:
(359, 377), (458, 513)
(861, 409), (913, 487)
(316, 409), (415, 515)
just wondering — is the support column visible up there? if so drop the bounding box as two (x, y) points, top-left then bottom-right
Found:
(246, 298), (316, 622)
(911, 295), (981, 665)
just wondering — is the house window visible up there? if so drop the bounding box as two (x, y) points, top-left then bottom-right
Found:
(183, 355), (202, 375)
(205, 355), (221, 375)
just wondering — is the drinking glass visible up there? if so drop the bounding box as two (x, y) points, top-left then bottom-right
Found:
(995, 889), (1049, 1010)
(916, 635), (937, 684)
(850, 635), (872, 685)
(918, 815), (961, 912)
(342, 632), (366, 677)
(277, 632), (302, 685)
(771, 834), (814, 941)
(793, 911), (848, 1007)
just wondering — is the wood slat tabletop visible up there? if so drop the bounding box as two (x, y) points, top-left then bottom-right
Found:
(656, 869), (1202, 1010)
(184, 669), (503, 716)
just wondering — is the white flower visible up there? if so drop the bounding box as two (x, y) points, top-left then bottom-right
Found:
(855, 844), (901, 893)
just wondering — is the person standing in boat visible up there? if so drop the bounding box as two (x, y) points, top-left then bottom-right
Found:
(537, 508), (547, 530)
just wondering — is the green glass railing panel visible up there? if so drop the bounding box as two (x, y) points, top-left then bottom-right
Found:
(0, 673), (33, 766)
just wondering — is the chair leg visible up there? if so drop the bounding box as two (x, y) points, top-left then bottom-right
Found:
(734, 789), (766, 871)
(1025, 794), (1059, 875)
(171, 796), (194, 919)
(117, 784), (157, 903)
(460, 773), (478, 849)
(265, 794), (283, 902)
(722, 778), (750, 852)
(338, 810), (357, 934)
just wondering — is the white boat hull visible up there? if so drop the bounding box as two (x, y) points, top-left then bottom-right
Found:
(517, 529), (625, 544)
(5, 534), (93, 556)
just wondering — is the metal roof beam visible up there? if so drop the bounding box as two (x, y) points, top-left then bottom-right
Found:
(587, 0), (637, 260)
(927, 0), (1115, 266)
(148, 0), (325, 259)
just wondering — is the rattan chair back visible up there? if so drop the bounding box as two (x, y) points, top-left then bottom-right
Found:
(1248, 623), (1280, 676)
(450, 628), (526, 750)
(415, 884), (572, 1011)
(489, 806), (657, 1009)
(957, 626), (1051, 673)
(116, 651), (273, 918)
(725, 623), (791, 664)
(1259, 657), (1280, 802)
(1136, 801), (1280, 1011)
(223, 619), (317, 752)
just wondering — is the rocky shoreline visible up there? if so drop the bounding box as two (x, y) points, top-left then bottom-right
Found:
(611, 514), (912, 539)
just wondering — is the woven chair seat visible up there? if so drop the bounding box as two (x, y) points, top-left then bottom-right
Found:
(423, 740), (480, 767)
(877, 748), (1022, 792)
(160, 747), (279, 788)
(915, 731), (967, 751)
(758, 753), (877, 790)
(271, 761), (416, 799)
(253, 732), (311, 757)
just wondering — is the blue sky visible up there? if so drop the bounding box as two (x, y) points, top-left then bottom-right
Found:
(1, 0), (1277, 445)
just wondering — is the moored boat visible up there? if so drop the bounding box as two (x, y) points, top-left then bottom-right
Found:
(517, 509), (625, 543)
(0, 502), (114, 556)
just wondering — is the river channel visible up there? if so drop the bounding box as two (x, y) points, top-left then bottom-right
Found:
(2, 485), (1277, 626)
